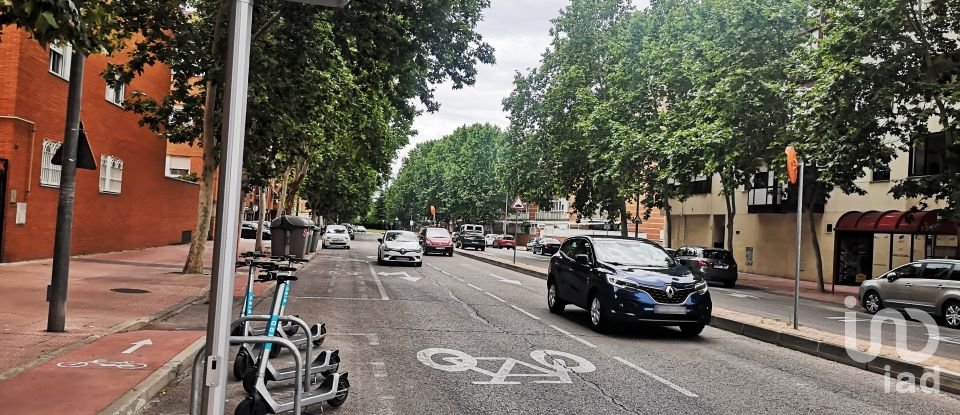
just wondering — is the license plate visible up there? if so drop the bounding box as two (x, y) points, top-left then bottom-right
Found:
(714, 264), (728, 269)
(654, 305), (687, 315)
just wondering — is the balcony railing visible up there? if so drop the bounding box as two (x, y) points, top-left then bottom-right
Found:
(536, 211), (569, 221)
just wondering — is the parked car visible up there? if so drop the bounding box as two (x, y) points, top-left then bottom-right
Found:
(420, 227), (454, 256)
(859, 259), (960, 329)
(356, 226), (367, 233)
(493, 235), (516, 249)
(457, 231), (486, 251)
(675, 246), (738, 288)
(322, 225), (351, 249)
(485, 233), (501, 247)
(664, 248), (677, 257)
(526, 237), (543, 250)
(240, 221), (270, 240)
(341, 223), (356, 240)
(532, 238), (561, 256)
(547, 236), (711, 335)
(378, 230), (423, 266)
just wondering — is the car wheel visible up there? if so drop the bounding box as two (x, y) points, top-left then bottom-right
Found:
(943, 301), (960, 329)
(863, 291), (883, 314)
(481, 247), (485, 252)
(724, 281), (736, 288)
(679, 323), (705, 337)
(547, 281), (566, 314)
(448, 251), (454, 257)
(588, 294), (609, 333)
(377, 255), (385, 266)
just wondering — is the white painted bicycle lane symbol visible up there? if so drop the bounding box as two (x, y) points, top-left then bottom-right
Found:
(417, 348), (596, 385)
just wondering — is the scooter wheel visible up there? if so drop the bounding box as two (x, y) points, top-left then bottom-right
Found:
(234, 397), (267, 415)
(231, 325), (243, 337)
(241, 368), (262, 395)
(268, 335), (282, 359)
(327, 376), (349, 408)
(233, 349), (254, 381)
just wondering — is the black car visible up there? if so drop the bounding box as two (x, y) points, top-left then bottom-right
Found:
(547, 236), (712, 336)
(240, 221), (271, 240)
(675, 246), (738, 288)
(532, 238), (561, 256)
(457, 231), (485, 251)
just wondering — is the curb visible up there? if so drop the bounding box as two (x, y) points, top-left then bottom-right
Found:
(99, 337), (206, 415)
(456, 248), (960, 396)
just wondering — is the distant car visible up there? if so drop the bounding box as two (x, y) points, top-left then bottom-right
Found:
(457, 231), (485, 251)
(356, 226), (367, 233)
(532, 238), (561, 256)
(859, 259), (960, 329)
(322, 225), (351, 249)
(493, 235), (516, 249)
(420, 227), (454, 256)
(240, 221), (270, 240)
(547, 236), (711, 335)
(664, 248), (677, 257)
(485, 233), (501, 247)
(675, 247), (738, 288)
(378, 230), (423, 266)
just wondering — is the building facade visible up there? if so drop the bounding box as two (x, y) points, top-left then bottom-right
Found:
(501, 196), (665, 244)
(0, 27), (200, 262)
(669, 145), (958, 285)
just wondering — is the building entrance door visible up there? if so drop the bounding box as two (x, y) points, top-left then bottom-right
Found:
(712, 215), (725, 249)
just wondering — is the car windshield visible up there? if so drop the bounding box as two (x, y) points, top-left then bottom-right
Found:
(386, 232), (418, 242)
(593, 240), (676, 268)
(426, 229), (450, 237)
(327, 226), (346, 234)
(502, 235), (514, 240)
(703, 249), (733, 260)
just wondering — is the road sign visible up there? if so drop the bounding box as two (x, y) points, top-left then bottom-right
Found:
(785, 146), (799, 184)
(430, 205), (436, 216)
(511, 196), (524, 210)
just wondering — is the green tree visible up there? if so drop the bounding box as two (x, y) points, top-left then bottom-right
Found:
(1, 0), (121, 54)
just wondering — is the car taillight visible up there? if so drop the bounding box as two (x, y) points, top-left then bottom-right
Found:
(696, 259), (708, 267)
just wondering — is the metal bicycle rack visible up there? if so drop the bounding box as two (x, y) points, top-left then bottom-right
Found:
(233, 315), (336, 385)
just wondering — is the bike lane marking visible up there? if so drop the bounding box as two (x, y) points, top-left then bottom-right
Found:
(0, 329), (204, 415)
(510, 305), (542, 321)
(613, 356), (698, 398)
(485, 292), (507, 303)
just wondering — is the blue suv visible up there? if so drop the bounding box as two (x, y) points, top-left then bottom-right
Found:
(547, 236), (712, 336)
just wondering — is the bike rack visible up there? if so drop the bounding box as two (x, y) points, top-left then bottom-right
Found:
(231, 315), (317, 391)
(190, 335), (303, 415)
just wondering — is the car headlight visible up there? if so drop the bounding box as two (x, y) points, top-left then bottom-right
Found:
(415, 248), (423, 253)
(696, 281), (708, 294)
(606, 275), (640, 290)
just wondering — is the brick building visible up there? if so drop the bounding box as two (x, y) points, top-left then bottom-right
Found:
(0, 27), (200, 262)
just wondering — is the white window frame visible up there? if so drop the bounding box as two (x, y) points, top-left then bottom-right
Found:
(48, 43), (72, 80)
(165, 155), (192, 178)
(99, 155), (124, 194)
(40, 139), (63, 187)
(105, 79), (125, 106)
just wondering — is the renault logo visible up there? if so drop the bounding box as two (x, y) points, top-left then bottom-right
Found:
(665, 285), (676, 299)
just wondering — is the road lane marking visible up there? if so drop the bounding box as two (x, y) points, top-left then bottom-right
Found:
(548, 325), (597, 348)
(467, 283), (484, 291)
(613, 357), (698, 398)
(371, 361), (387, 378)
(510, 305), (541, 320)
(485, 292), (507, 303)
(295, 296), (386, 301)
(825, 316), (870, 323)
(368, 264), (390, 300)
(490, 273), (522, 285)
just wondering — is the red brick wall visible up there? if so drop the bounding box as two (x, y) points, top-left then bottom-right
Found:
(0, 28), (199, 262)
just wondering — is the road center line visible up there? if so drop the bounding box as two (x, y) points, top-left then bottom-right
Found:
(548, 324), (597, 348)
(467, 283), (484, 291)
(613, 356), (698, 398)
(485, 292), (507, 303)
(510, 305), (541, 320)
(368, 263), (390, 300)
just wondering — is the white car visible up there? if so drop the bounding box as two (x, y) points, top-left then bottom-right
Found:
(484, 233), (501, 247)
(356, 226), (367, 233)
(377, 230), (423, 266)
(323, 225), (351, 249)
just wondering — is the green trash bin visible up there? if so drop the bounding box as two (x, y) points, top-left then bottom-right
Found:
(270, 216), (314, 258)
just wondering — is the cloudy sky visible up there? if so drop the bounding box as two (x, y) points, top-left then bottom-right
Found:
(394, 0), (647, 174)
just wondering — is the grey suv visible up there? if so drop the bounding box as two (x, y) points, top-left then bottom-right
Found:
(859, 259), (960, 329)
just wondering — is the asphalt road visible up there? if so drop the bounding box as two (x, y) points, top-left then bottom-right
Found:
(141, 234), (960, 414)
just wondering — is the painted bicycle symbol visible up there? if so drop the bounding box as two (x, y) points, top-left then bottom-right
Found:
(56, 359), (148, 370)
(417, 348), (595, 385)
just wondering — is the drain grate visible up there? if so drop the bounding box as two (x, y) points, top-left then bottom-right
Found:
(111, 288), (151, 294)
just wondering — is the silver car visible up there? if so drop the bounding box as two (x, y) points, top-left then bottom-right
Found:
(378, 231), (423, 267)
(860, 259), (960, 329)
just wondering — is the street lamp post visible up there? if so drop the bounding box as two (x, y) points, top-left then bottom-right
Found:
(199, 1), (350, 414)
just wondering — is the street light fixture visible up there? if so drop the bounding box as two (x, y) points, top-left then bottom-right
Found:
(199, 1), (350, 414)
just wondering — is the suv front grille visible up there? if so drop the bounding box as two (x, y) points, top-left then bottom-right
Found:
(636, 285), (696, 304)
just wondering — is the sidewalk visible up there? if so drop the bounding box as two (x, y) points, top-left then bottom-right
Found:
(0, 240), (257, 381)
(735, 272), (859, 305)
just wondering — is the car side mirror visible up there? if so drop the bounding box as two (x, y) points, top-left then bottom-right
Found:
(574, 254), (591, 265)
(886, 272), (897, 282)
(377, 238), (383, 244)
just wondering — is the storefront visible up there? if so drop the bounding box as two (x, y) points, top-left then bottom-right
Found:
(833, 210), (959, 285)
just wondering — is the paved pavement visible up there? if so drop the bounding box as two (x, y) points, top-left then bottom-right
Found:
(140, 234), (960, 414)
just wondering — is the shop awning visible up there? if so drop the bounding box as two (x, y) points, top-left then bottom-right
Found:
(836, 210), (957, 235)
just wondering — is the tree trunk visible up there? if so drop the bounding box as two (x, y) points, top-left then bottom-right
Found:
(254, 186), (267, 252)
(277, 167), (290, 216)
(620, 199), (629, 237)
(182, 1), (227, 274)
(724, 192), (736, 251)
(807, 187), (826, 292)
(284, 162), (308, 213)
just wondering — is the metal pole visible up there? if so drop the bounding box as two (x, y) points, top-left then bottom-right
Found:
(200, 0), (253, 413)
(793, 162), (805, 330)
(46, 51), (85, 333)
(513, 207), (521, 264)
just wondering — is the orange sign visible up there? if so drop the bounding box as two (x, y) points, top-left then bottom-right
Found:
(785, 146), (799, 184)
(430, 205), (436, 216)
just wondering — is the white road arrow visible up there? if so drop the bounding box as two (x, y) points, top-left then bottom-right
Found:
(122, 339), (153, 354)
(490, 273), (522, 286)
(378, 271), (421, 283)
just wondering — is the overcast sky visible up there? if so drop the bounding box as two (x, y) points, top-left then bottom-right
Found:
(394, 0), (648, 174)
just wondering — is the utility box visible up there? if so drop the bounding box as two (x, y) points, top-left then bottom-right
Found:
(270, 215), (314, 258)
